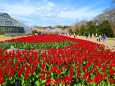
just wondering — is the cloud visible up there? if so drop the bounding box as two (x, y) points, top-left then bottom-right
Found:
(36, 2), (59, 17)
(0, 0), (108, 26)
(57, 7), (103, 20)
(13, 16), (30, 23)
(1, 5), (36, 16)
(0, 0), (58, 17)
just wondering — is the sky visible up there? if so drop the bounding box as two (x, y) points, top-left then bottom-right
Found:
(0, 0), (113, 26)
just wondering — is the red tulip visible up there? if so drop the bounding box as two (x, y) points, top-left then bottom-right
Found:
(46, 78), (51, 85)
(109, 78), (114, 84)
(40, 75), (45, 80)
(94, 73), (104, 83)
(55, 78), (61, 84)
(87, 77), (93, 83)
(0, 77), (5, 84)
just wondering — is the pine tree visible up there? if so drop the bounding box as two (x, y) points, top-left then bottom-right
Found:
(86, 21), (96, 35)
(79, 25), (85, 36)
(98, 20), (114, 37)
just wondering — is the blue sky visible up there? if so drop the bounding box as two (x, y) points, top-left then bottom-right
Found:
(0, 0), (112, 26)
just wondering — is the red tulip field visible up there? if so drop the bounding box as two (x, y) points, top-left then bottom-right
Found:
(0, 34), (115, 86)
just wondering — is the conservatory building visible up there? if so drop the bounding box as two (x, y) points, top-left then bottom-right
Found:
(0, 13), (25, 33)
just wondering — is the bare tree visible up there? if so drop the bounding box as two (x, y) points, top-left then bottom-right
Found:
(94, 8), (115, 35)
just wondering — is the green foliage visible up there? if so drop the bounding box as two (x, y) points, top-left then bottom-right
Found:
(0, 41), (76, 50)
(0, 32), (4, 35)
(79, 25), (85, 36)
(86, 21), (96, 34)
(55, 25), (63, 28)
(69, 29), (73, 34)
(48, 26), (52, 29)
(97, 20), (114, 37)
(63, 26), (71, 29)
(0, 27), (5, 34)
(55, 25), (71, 30)
(74, 32), (78, 35)
(5, 33), (25, 37)
(32, 30), (38, 35)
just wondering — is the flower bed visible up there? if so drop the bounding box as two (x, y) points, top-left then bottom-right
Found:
(0, 34), (115, 86)
(0, 41), (76, 50)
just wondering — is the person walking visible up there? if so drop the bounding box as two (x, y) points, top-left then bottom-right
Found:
(101, 34), (107, 42)
(98, 35), (101, 42)
(96, 33), (99, 42)
(104, 34), (107, 41)
(96, 36), (99, 42)
(85, 32), (88, 39)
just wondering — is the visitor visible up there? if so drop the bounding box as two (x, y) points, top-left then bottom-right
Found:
(85, 32), (88, 39)
(96, 33), (99, 42)
(89, 34), (92, 38)
(92, 34), (94, 38)
(96, 36), (99, 42)
(104, 34), (107, 41)
(98, 35), (101, 42)
(88, 34), (90, 38)
(101, 34), (107, 42)
(95, 33), (98, 37)
(86, 34), (88, 39)
(74, 33), (76, 38)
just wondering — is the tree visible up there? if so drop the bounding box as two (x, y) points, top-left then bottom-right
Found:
(48, 26), (52, 29)
(55, 25), (63, 28)
(98, 20), (114, 37)
(86, 21), (96, 35)
(63, 26), (71, 30)
(94, 8), (115, 35)
(74, 28), (79, 35)
(37, 26), (44, 29)
(69, 29), (73, 35)
(32, 30), (38, 35)
(79, 25), (85, 36)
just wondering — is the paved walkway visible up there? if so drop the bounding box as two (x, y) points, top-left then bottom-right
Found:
(0, 35), (22, 41)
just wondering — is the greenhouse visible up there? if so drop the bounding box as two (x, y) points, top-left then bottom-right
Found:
(0, 13), (25, 34)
